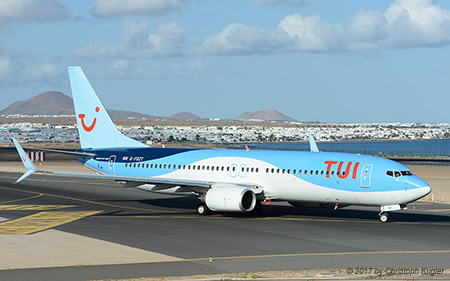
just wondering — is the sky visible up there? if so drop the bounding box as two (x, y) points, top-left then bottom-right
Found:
(0, 0), (449, 123)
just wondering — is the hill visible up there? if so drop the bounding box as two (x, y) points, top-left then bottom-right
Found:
(0, 91), (74, 116)
(0, 91), (164, 120)
(108, 110), (164, 120)
(170, 112), (201, 120)
(236, 110), (296, 122)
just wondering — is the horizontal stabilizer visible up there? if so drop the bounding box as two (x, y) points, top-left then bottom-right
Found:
(24, 147), (96, 158)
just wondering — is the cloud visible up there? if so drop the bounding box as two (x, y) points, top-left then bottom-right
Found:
(75, 0), (450, 59)
(0, 44), (62, 87)
(72, 20), (187, 59)
(172, 61), (210, 77)
(199, 23), (293, 55)
(253, 0), (310, 6)
(0, 0), (69, 26)
(93, 59), (146, 79)
(94, 0), (186, 18)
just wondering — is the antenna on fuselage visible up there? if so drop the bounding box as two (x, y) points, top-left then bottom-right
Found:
(309, 135), (319, 152)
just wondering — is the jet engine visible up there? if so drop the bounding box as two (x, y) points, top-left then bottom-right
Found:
(205, 186), (257, 212)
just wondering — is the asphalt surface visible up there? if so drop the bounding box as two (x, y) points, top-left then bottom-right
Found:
(0, 172), (449, 281)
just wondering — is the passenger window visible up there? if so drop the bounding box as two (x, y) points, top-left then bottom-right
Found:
(256, 168), (259, 173)
(320, 171), (324, 175)
(271, 168), (275, 173)
(277, 169), (280, 173)
(310, 170), (313, 175)
(315, 170), (318, 175)
(293, 169), (296, 174)
(266, 168), (269, 173)
(211, 166), (214, 171)
(232, 166), (236, 172)
(287, 169), (290, 174)
(282, 169), (285, 174)
(227, 167), (230, 172)
(331, 171), (334, 176)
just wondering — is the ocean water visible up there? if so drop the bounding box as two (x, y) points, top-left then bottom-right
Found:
(242, 139), (450, 157)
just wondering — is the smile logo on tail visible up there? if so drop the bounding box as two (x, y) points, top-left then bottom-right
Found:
(79, 107), (99, 132)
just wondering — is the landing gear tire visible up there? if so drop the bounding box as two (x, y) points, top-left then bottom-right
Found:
(197, 203), (212, 216)
(379, 212), (390, 223)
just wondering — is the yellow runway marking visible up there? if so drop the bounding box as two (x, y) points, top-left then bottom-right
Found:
(2, 249), (450, 271)
(0, 205), (77, 211)
(0, 186), (181, 213)
(0, 211), (102, 235)
(0, 193), (43, 204)
(427, 209), (450, 212)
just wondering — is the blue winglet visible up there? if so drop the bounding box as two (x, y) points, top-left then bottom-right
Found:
(11, 138), (39, 184)
(309, 135), (319, 152)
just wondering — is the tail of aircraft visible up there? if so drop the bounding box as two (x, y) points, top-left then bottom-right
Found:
(68, 66), (147, 149)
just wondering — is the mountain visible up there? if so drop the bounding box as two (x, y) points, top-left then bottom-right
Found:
(236, 110), (296, 122)
(170, 112), (201, 120)
(0, 91), (164, 120)
(0, 91), (75, 116)
(108, 110), (164, 120)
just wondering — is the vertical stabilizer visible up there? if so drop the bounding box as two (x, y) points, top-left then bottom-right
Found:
(309, 135), (319, 152)
(68, 66), (147, 149)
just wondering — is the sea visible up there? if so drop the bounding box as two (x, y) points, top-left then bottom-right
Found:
(238, 139), (450, 157)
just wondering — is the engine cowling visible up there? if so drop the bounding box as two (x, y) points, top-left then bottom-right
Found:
(205, 186), (257, 212)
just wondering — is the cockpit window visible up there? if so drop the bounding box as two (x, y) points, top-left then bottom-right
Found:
(386, 170), (414, 178)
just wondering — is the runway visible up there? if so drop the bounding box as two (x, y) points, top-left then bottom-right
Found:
(0, 172), (449, 281)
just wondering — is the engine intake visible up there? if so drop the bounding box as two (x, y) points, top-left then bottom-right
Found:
(205, 186), (256, 212)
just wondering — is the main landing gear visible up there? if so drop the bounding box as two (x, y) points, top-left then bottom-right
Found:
(197, 203), (212, 215)
(379, 212), (390, 223)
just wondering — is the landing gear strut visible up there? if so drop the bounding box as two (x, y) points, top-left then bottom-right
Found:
(379, 212), (390, 223)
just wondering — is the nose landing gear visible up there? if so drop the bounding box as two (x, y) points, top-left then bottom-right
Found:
(379, 212), (390, 223)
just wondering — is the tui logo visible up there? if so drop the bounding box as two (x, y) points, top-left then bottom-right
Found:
(79, 107), (99, 132)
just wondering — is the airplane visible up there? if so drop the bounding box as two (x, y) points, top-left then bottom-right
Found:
(11, 66), (431, 223)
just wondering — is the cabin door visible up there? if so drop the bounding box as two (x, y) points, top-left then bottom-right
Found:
(108, 155), (116, 175)
(361, 164), (373, 188)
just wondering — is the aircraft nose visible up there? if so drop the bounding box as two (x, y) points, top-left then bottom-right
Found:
(409, 177), (431, 198)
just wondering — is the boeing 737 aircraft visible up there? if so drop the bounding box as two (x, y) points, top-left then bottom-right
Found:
(12, 66), (431, 222)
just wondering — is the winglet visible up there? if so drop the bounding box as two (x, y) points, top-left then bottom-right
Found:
(309, 135), (319, 152)
(11, 138), (39, 184)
